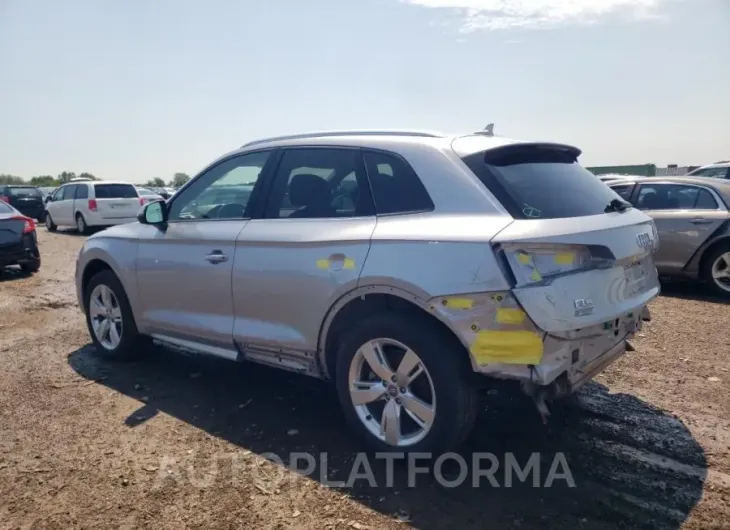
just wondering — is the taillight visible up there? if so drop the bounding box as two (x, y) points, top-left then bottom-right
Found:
(10, 215), (35, 234)
(139, 197), (146, 206)
(0, 196), (9, 203)
(88, 199), (98, 211)
(499, 244), (610, 287)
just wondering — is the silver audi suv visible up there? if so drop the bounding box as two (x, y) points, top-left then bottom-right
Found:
(75, 129), (660, 453)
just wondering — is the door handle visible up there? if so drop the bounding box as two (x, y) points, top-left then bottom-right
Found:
(690, 217), (713, 224)
(205, 251), (228, 264)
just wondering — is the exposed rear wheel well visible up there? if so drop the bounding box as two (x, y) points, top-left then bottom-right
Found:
(81, 259), (114, 303)
(322, 293), (473, 380)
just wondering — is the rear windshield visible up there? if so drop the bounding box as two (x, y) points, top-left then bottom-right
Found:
(8, 187), (42, 197)
(461, 145), (623, 219)
(94, 184), (138, 199)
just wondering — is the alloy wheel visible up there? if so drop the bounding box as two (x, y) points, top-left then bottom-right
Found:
(711, 252), (730, 293)
(89, 284), (123, 350)
(348, 338), (436, 447)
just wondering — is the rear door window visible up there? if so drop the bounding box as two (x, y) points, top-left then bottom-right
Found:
(94, 184), (138, 199)
(460, 144), (622, 219)
(635, 184), (712, 210)
(75, 185), (88, 199)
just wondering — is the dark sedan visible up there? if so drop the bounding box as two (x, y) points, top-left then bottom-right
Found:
(0, 185), (46, 222)
(0, 201), (41, 274)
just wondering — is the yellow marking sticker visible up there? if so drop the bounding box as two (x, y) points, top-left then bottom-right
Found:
(530, 269), (542, 281)
(443, 298), (474, 310)
(554, 252), (574, 265)
(469, 330), (543, 365)
(495, 308), (526, 325)
(316, 259), (330, 269)
(516, 253), (531, 265)
(343, 258), (355, 270)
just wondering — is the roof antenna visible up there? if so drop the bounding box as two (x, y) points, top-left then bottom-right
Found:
(483, 123), (494, 136)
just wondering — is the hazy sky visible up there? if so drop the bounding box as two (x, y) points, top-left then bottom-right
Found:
(1, 0), (728, 183)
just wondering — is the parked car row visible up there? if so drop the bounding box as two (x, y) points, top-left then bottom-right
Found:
(605, 176), (730, 297)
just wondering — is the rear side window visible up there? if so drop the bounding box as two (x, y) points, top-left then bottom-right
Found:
(75, 185), (88, 199)
(9, 187), (42, 197)
(695, 189), (719, 209)
(636, 184), (718, 210)
(363, 151), (434, 215)
(461, 145), (622, 219)
(94, 184), (138, 199)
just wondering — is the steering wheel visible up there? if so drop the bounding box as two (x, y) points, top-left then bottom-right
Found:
(215, 203), (247, 219)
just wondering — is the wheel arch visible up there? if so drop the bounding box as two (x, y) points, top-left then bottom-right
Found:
(697, 236), (730, 278)
(317, 285), (473, 380)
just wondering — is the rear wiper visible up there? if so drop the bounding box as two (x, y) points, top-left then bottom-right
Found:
(605, 198), (631, 213)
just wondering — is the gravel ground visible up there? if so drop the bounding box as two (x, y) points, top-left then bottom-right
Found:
(1, 228), (729, 530)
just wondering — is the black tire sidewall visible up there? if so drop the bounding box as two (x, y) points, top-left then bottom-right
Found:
(76, 213), (87, 234)
(45, 213), (56, 231)
(84, 270), (144, 360)
(702, 245), (730, 298)
(335, 313), (476, 454)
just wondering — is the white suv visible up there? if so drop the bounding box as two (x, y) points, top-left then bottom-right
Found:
(45, 180), (143, 234)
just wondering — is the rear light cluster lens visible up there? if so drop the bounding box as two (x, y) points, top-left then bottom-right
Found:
(0, 196), (9, 203)
(139, 197), (147, 206)
(88, 199), (98, 211)
(10, 215), (35, 234)
(501, 244), (598, 287)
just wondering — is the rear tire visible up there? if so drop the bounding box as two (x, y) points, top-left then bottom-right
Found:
(702, 244), (730, 298)
(45, 213), (57, 232)
(84, 270), (150, 361)
(335, 312), (479, 454)
(76, 213), (89, 235)
(20, 258), (41, 274)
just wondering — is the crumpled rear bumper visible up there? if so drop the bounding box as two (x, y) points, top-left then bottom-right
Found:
(429, 290), (650, 392)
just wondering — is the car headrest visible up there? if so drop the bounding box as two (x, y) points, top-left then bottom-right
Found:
(289, 174), (331, 207)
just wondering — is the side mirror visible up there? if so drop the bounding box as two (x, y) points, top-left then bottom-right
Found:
(138, 200), (167, 226)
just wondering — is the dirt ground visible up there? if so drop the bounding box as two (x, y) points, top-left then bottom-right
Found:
(1, 228), (729, 530)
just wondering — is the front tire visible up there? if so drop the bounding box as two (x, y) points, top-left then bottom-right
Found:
(335, 312), (479, 454)
(45, 213), (57, 232)
(84, 270), (149, 360)
(702, 245), (730, 298)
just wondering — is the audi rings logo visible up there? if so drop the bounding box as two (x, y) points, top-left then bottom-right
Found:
(636, 232), (653, 249)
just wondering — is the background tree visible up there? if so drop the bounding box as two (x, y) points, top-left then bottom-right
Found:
(144, 177), (166, 187)
(0, 174), (25, 185)
(78, 172), (97, 180)
(57, 171), (77, 183)
(170, 173), (190, 188)
(29, 175), (58, 187)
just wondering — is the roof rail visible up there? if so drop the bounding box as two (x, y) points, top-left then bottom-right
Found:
(241, 130), (444, 148)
